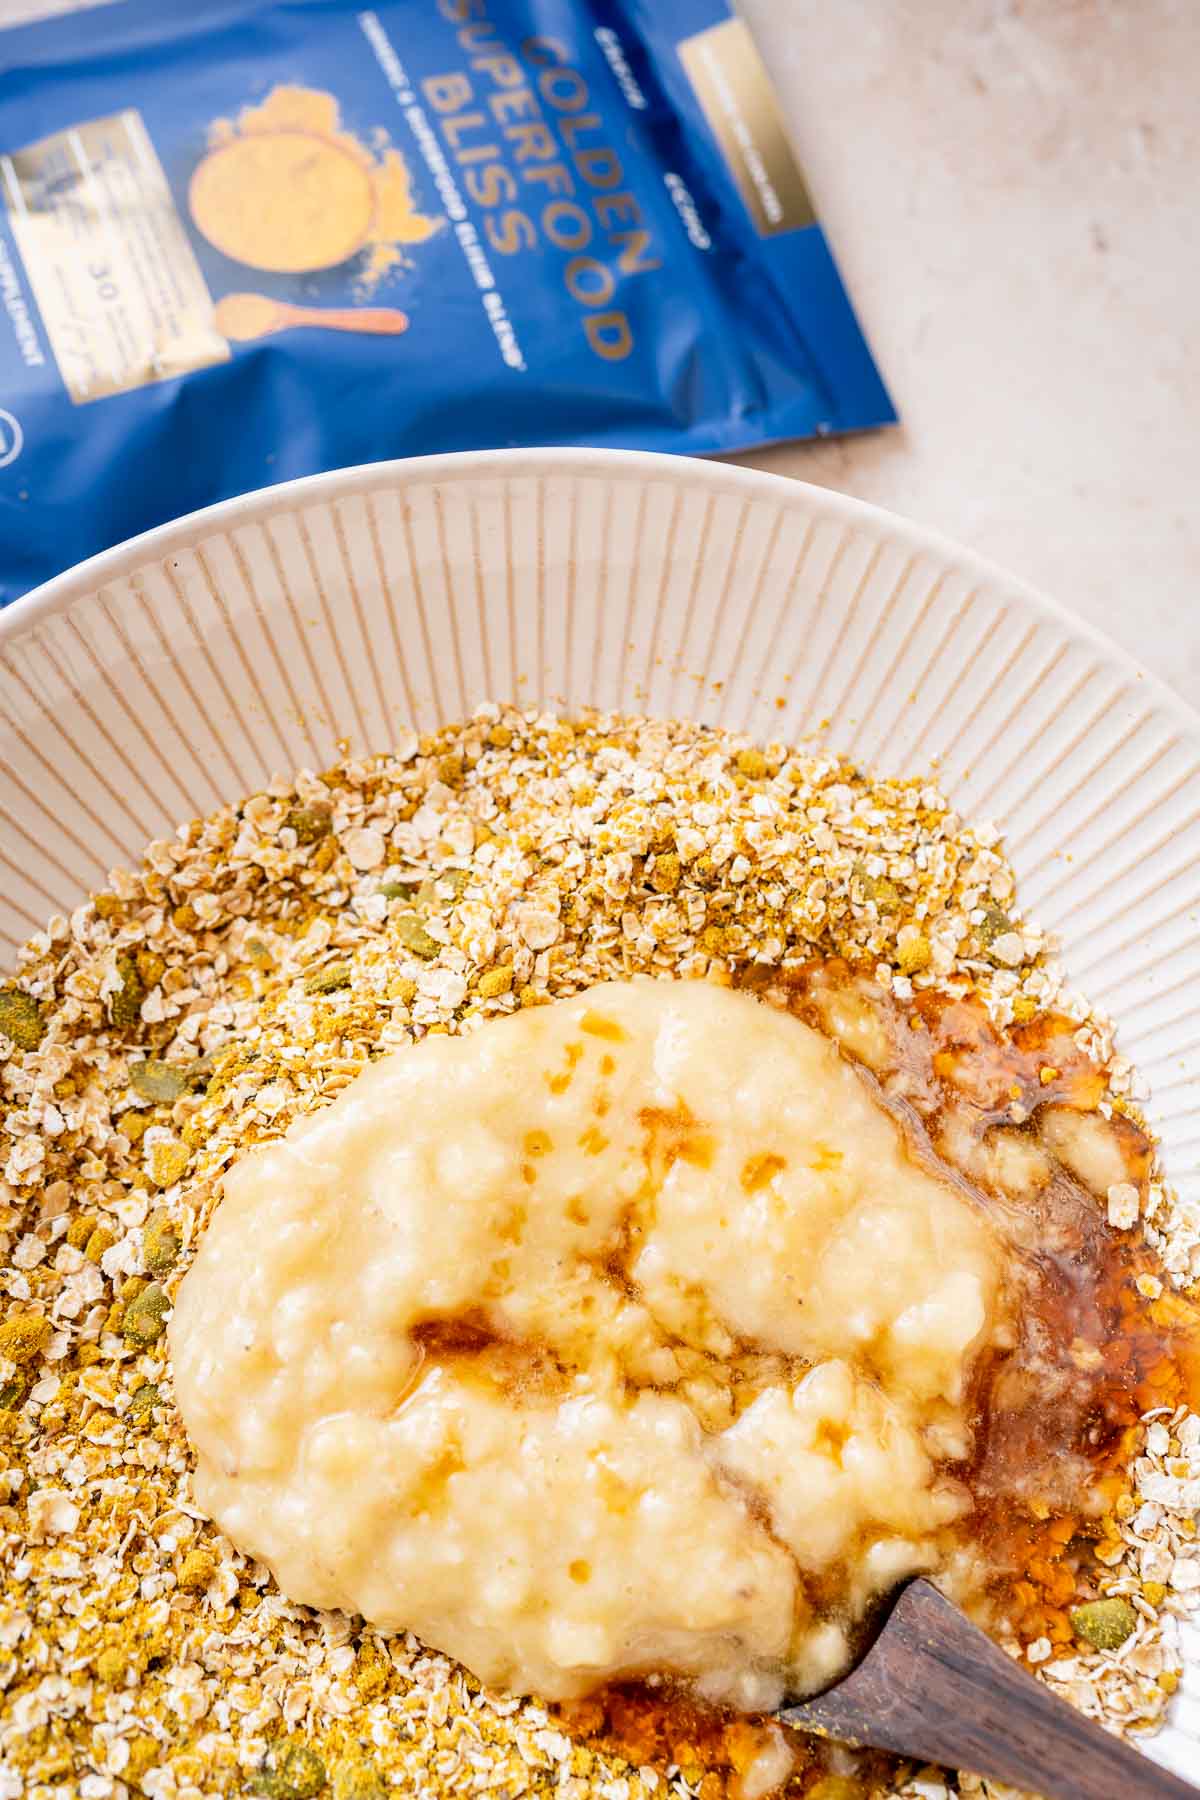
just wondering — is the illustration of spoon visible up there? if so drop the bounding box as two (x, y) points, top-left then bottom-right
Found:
(215, 293), (409, 342)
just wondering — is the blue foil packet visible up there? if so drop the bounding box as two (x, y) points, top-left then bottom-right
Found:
(0, 0), (894, 605)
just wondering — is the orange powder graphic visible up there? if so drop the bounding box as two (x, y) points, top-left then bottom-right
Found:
(192, 85), (441, 288)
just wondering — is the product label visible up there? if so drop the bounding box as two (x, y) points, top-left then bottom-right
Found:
(0, 109), (229, 404)
(678, 19), (815, 237)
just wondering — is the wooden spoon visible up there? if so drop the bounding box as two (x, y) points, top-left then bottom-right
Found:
(780, 1579), (1197, 1799)
(214, 293), (408, 343)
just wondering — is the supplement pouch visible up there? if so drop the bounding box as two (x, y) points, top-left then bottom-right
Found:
(0, 0), (894, 605)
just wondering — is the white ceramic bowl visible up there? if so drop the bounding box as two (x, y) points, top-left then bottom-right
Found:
(2, 447), (1199, 1772)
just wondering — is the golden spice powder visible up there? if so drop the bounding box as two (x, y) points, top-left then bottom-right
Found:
(193, 84), (440, 286)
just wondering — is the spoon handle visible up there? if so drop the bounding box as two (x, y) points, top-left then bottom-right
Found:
(285, 305), (408, 334)
(780, 1579), (1197, 1800)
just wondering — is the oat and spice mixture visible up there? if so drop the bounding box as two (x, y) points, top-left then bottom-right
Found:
(2, 705), (1199, 1800)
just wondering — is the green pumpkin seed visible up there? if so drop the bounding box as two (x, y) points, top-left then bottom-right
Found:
(304, 964), (351, 995)
(284, 805), (332, 845)
(0, 988), (45, 1051)
(129, 1059), (188, 1104)
(1070, 1596), (1137, 1650)
(123, 1283), (169, 1345)
(395, 914), (439, 960)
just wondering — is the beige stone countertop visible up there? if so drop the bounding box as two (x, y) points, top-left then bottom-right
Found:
(736, 0), (1200, 703)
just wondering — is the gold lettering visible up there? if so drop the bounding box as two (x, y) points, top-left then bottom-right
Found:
(614, 228), (661, 276)
(472, 52), (524, 88)
(585, 311), (633, 361)
(575, 146), (623, 190)
(538, 65), (589, 112)
(423, 72), (474, 112)
(507, 121), (557, 163)
(521, 161), (575, 197)
(595, 192), (641, 230)
(485, 209), (537, 255)
(441, 113), (495, 156)
(559, 113), (603, 149)
(489, 86), (538, 125)
(465, 163), (516, 207)
(543, 200), (591, 250)
(521, 34), (571, 67)
(565, 255), (614, 307)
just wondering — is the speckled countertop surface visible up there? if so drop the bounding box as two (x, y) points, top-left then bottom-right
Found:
(736, 0), (1200, 703)
(2, 0), (1198, 699)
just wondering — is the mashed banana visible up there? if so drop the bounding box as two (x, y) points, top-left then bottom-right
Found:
(170, 980), (1003, 1706)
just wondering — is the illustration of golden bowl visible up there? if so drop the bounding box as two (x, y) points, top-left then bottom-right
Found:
(190, 130), (376, 273)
